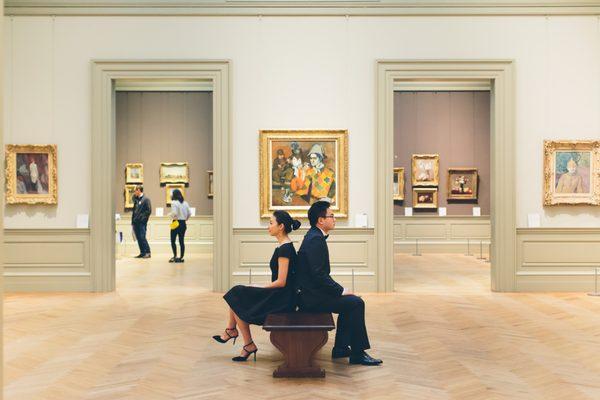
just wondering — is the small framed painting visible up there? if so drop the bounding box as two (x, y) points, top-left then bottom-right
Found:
(393, 167), (404, 201)
(165, 183), (186, 206)
(207, 170), (213, 198)
(160, 162), (189, 184)
(447, 168), (478, 200)
(124, 184), (136, 209)
(543, 140), (600, 205)
(413, 188), (438, 209)
(5, 144), (58, 205)
(411, 154), (440, 187)
(125, 163), (143, 183)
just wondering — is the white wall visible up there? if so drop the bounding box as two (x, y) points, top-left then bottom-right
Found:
(4, 16), (600, 229)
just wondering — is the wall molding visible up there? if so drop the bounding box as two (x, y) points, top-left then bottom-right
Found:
(5, 0), (600, 16)
(516, 227), (600, 291)
(231, 227), (377, 292)
(4, 228), (92, 292)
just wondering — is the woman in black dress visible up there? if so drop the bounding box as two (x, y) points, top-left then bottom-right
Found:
(212, 210), (301, 361)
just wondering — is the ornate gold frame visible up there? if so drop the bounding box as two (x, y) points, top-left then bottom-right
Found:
(411, 154), (440, 187)
(165, 183), (186, 206)
(413, 187), (438, 209)
(207, 170), (213, 198)
(160, 162), (189, 184)
(393, 167), (404, 201)
(124, 184), (136, 209)
(447, 168), (478, 200)
(125, 163), (143, 183)
(259, 130), (348, 219)
(543, 140), (600, 206)
(5, 144), (58, 205)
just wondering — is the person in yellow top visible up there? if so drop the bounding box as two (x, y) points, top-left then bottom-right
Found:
(556, 158), (585, 193)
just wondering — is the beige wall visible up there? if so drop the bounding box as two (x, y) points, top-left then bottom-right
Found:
(3, 17), (600, 229)
(115, 91), (213, 214)
(394, 91), (490, 216)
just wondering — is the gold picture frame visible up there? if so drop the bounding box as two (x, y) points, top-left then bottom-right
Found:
(207, 170), (213, 198)
(447, 168), (478, 200)
(393, 167), (405, 201)
(259, 130), (348, 219)
(5, 144), (58, 205)
(543, 140), (600, 206)
(413, 188), (438, 209)
(160, 162), (189, 184)
(165, 183), (186, 206)
(125, 163), (143, 183)
(411, 154), (440, 187)
(124, 184), (136, 209)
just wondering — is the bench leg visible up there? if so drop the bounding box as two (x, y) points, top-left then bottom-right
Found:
(269, 330), (328, 378)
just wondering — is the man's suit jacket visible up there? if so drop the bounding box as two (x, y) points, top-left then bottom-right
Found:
(295, 226), (344, 309)
(132, 195), (152, 225)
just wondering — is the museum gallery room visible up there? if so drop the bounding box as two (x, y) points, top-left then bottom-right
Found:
(1, 0), (600, 399)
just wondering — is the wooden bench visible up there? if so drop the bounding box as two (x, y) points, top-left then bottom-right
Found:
(263, 313), (335, 378)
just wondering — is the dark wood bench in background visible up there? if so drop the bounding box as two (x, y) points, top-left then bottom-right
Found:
(263, 313), (335, 378)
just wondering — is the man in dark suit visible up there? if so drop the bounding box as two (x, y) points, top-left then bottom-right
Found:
(295, 201), (382, 366)
(132, 185), (152, 258)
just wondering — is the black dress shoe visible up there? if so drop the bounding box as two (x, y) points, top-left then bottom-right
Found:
(134, 254), (144, 258)
(142, 253), (151, 259)
(349, 351), (383, 366)
(332, 346), (351, 359)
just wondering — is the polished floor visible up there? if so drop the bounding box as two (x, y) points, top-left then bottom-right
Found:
(4, 253), (600, 399)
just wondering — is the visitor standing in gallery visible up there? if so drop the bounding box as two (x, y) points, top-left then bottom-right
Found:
(169, 189), (191, 263)
(132, 185), (152, 258)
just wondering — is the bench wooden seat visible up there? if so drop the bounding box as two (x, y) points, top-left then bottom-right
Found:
(263, 313), (335, 378)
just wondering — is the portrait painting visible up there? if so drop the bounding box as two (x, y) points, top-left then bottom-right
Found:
(166, 184), (186, 206)
(207, 170), (213, 198)
(125, 163), (143, 183)
(5, 144), (58, 204)
(413, 188), (438, 209)
(543, 140), (600, 205)
(124, 184), (136, 209)
(447, 168), (478, 201)
(393, 167), (405, 201)
(412, 154), (440, 187)
(160, 162), (189, 184)
(259, 130), (348, 218)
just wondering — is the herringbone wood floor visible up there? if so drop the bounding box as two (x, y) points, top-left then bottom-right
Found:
(5, 253), (600, 399)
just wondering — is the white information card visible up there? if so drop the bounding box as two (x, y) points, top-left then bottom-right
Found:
(405, 207), (413, 216)
(527, 213), (541, 228)
(438, 207), (447, 217)
(190, 207), (197, 217)
(355, 213), (368, 228)
(472, 207), (481, 217)
(76, 214), (89, 229)
(155, 207), (164, 217)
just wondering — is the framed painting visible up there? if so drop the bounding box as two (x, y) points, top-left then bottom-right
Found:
(543, 140), (600, 205)
(124, 184), (136, 209)
(5, 144), (58, 205)
(259, 130), (348, 219)
(411, 154), (440, 187)
(393, 167), (405, 201)
(447, 168), (478, 200)
(160, 162), (189, 184)
(165, 183), (186, 206)
(413, 188), (438, 209)
(125, 163), (143, 183)
(207, 170), (213, 198)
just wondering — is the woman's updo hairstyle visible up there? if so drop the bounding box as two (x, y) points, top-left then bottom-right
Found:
(273, 210), (301, 234)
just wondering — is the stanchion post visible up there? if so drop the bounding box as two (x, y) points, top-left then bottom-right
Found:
(485, 242), (491, 263)
(588, 267), (600, 296)
(477, 240), (485, 260)
(465, 238), (471, 256)
(412, 238), (422, 256)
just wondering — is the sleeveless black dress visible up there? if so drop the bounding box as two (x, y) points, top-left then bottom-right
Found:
(223, 242), (297, 325)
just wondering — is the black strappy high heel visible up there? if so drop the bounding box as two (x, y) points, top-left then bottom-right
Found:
(212, 328), (238, 344)
(232, 341), (258, 362)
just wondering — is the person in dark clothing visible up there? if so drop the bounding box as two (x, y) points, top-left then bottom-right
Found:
(295, 201), (382, 366)
(213, 211), (301, 362)
(131, 185), (152, 258)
